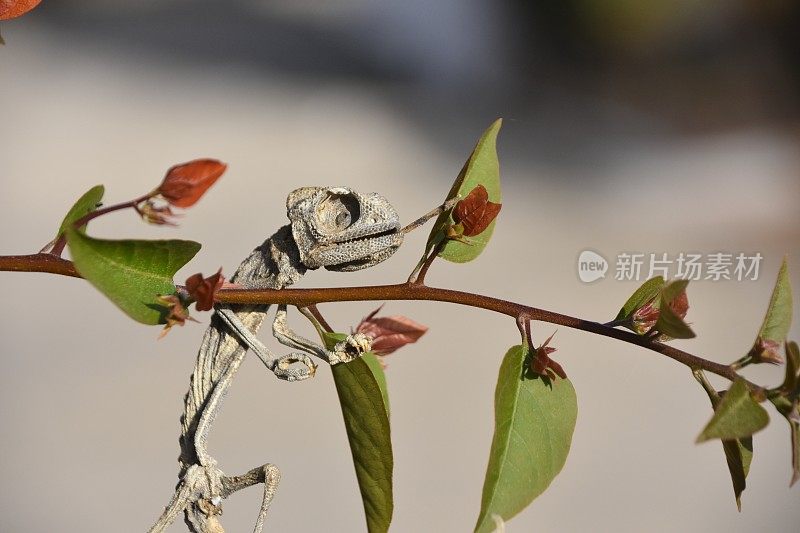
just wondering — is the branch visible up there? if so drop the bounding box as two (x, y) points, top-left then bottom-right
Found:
(214, 283), (750, 385)
(0, 252), (754, 388)
(0, 253), (79, 277)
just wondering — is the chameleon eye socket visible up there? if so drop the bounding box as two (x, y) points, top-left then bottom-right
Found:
(317, 192), (360, 234)
(335, 210), (352, 229)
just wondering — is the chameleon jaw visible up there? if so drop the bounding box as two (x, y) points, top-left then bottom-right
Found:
(320, 230), (403, 272)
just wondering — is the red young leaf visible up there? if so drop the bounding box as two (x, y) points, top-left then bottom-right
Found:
(0, 0), (41, 20)
(631, 299), (659, 335)
(356, 306), (428, 356)
(452, 184), (502, 237)
(185, 268), (225, 312)
(158, 159), (226, 208)
(668, 289), (689, 320)
(630, 285), (690, 336)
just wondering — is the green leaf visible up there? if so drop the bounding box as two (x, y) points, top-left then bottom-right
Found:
(425, 118), (502, 264)
(661, 278), (689, 306)
(697, 378), (769, 443)
(363, 352), (390, 414)
(65, 229), (200, 324)
(721, 437), (754, 511)
(475, 345), (577, 533)
(614, 275), (665, 321)
(612, 277), (694, 338)
(57, 185), (105, 237)
(768, 394), (800, 486)
(324, 332), (393, 532)
(735, 261), (793, 368)
(323, 332), (390, 415)
(693, 370), (753, 510)
(781, 341), (800, 393)
(655, 279), (695, 339)
(758, 257), (793, 344)
(655, 306), (695, 339)
(768, 338), (800, 488)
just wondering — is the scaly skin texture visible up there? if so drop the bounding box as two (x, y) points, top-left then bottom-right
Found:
(177, 186), (403, 477)
(180, 225), (305, 469)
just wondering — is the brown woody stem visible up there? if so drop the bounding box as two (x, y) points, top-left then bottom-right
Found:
(0, 252), (756, 389)
(0, 254), (80, 277)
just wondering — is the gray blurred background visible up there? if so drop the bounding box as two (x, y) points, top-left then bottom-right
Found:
(1, 1), (799, 531)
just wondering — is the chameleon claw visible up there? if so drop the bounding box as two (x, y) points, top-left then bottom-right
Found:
(273, 353), (317, 382)
(329, 333), (372, 365)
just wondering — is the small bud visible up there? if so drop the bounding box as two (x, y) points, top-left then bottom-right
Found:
(445, 223), (465, 240)
(157, 159), (226, 208)
(529, 332), (567, 379)
(443, 223), (471, 245)
(631, 300), (659, 335)
(157, 294), (198, 338)
(138, 200), (180, 226)
(625, 281), (692, 340)
(747, 337), (784, 365)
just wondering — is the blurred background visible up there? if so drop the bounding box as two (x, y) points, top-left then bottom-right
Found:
(1, 1), (799, 531)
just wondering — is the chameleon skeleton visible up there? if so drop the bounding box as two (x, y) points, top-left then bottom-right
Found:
(153, 186), (454, 533)
(180, 186), (405, 472)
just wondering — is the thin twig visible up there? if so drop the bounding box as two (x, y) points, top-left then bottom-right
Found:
(304, 304), (333, 333)
(399, 197), (458, 235)
(410, 240), (445, 285)
(49, 192), (155, 256)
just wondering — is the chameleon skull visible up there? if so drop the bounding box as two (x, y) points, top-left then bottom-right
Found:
(287, 186), (403, 271)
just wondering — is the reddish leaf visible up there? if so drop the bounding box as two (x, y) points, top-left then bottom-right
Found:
(0, 0), (41, 20)
(356, 306), (428, 356)
(158, 159), (226, 208)
(669, 289), (689, 320)
(452, 184), (502, 237)
(185, 268), (225, 312)
(529, 332), (567, 379)
(631, 299), (660, 335)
